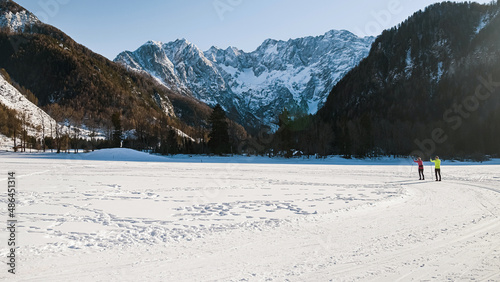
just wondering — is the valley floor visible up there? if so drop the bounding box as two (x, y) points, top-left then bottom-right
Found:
(0, 149), (499, 281)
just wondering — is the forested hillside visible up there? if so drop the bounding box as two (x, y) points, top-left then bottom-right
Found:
(284, 2), (500, 158)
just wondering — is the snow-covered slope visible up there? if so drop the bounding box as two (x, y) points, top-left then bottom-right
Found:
(0, 133), (11, 151)
(0, 74), (111, 150)
(0, 1), (40, 33)
(115, 30), (375, 128)
(0, 74), (56, 137)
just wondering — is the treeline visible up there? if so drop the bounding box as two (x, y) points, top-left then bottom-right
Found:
(0, 103), (21, 149)
(0, 0), (25, 14)
(0, 99), (249, 156)
(125, 104), (247, 156)
(0, 103), (55, 152)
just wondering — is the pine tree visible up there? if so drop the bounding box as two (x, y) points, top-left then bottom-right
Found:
(164, 128), (179, 155)
(275, 108), (293, 157)
(111, 112), (123, 148)
(6, 109), (20, 151)
(208, 104), (230, 155)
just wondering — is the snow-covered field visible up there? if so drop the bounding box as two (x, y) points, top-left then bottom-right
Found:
(0, 149), (499, 281)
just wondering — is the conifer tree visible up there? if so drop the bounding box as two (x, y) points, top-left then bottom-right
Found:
(165, 128), (179, 155)
(111, 112), (123, 148)
(208, 104), (230, 155)
(275, 108), (293, 157)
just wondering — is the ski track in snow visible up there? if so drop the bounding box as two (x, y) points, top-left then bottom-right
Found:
(0, 150), (499, 281)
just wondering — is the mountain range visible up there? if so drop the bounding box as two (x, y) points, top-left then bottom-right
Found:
(115, 30), (374, 129)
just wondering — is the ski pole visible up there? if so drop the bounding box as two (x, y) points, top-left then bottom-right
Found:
(409, 156), (414, 178)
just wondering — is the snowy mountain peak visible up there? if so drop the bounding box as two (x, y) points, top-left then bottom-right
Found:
(225, 46), (241, 55)
(261, 38), (278, 46)
(115, 29), (375, 128)
(166, 38), (196, 50)
(0, 1), (40, 33)
(145, 40), (164, 48)
(324, 29), (356, 39)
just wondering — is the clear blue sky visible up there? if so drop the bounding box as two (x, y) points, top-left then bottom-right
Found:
(15, 0), (492, 60)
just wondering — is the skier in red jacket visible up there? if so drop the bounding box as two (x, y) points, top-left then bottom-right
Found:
(414, 157), (424, 180)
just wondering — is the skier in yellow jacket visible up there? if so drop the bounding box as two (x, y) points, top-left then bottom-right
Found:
(430, 156), (442, 181)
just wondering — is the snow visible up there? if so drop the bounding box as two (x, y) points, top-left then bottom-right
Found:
(115, 29), (374, 126)
(0, 74), (57, 138)
(0, 133), (12, 151)
(0, 149), (499, 280)
(218, 64), (314, 111)
(0, 74), (108, 150)
(264, 43), (278, 56)
(145, 40), (163, 49)
(437, 61), (444, 80)
(475, 13), (493, 34)
(430, 61), (445, 83)
(171, 128), (195, 142)
(405, 48), (413, 77)
(0, 10), (39, 33)
(307, 99), (320, 115)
